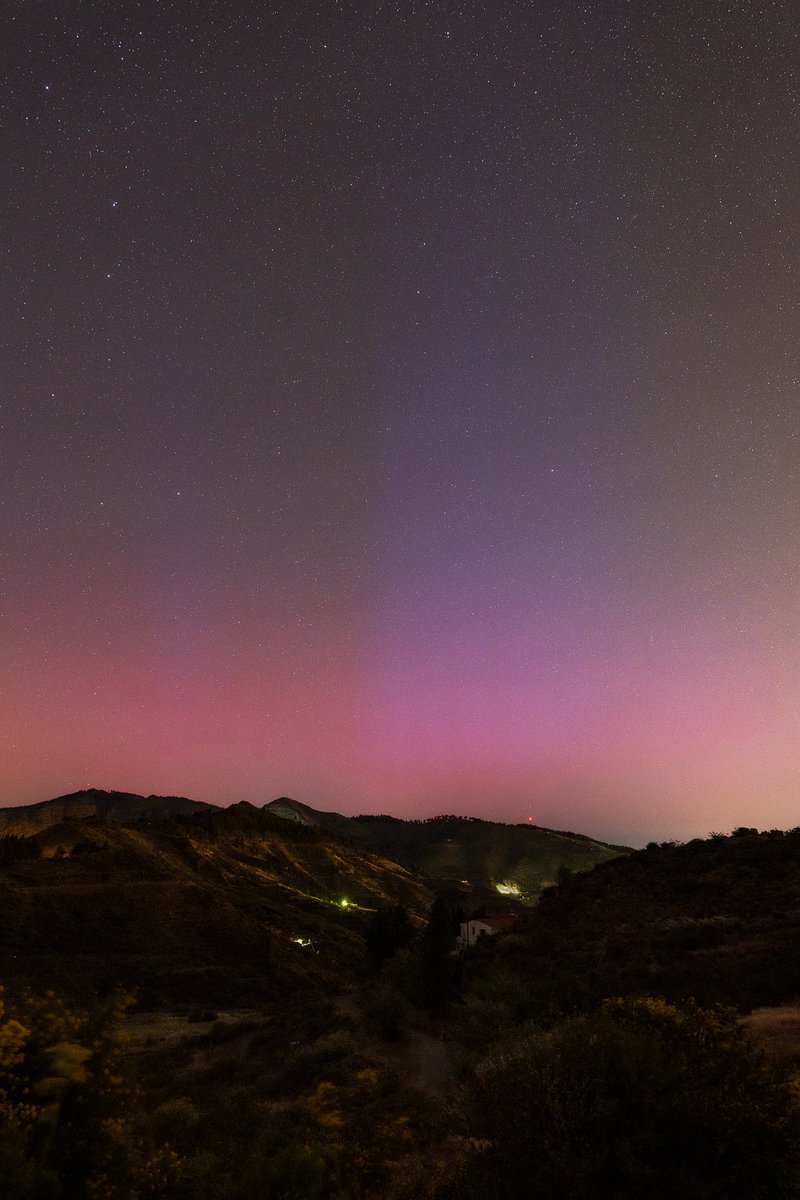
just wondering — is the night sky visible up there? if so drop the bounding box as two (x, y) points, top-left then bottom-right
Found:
(3, 1), (799, 846)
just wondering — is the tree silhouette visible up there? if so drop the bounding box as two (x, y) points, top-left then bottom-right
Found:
(364, 904), (414, 973)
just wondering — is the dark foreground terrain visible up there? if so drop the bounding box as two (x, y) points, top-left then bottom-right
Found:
(3, 799), (800, 1198)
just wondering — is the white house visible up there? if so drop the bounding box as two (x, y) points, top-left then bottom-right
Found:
(457, 914), (517, 949)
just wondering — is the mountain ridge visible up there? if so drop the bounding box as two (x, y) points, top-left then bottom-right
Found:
(0, 788), (215, 835)
(0, 801), (433, 1006)
(0, 789), (629, 895)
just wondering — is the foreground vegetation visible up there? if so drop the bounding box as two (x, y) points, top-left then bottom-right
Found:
(5, 814), (800, 1196)
(3, 982), (800, 1199)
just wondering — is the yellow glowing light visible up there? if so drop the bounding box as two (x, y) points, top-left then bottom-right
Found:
(495, 881), (520, 896)
(340, 898), (349, 908)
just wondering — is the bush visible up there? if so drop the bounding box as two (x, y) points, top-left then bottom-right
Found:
(281, 1031), (360, 1091)
(446, 996), (800, 1200)
(152, 1098), (202, 1149)
(363, 984), (410, 1040)
(231, 1140), (324, 1200)
(0, 983), (175, 1197)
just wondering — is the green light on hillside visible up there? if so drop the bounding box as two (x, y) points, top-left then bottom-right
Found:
(340, 898), (349, 908)
(495, 881), (520, 896)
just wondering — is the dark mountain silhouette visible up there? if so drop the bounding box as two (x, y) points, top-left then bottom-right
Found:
(479, 828), (800, 1017)
(0, 788), (214, 836)
(0, 790), (627, 897)
(0, 787), (629, 1018)
(264, 799), (627, 893)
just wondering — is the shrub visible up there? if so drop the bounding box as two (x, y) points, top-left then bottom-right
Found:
(0, 984), (175, 1197)
(447, 996), (800, 1200)
(152, 1098), (202, 1149)
(364, 984), (410, 1041)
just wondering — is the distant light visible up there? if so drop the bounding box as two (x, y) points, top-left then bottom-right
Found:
(340, 898), (349, 908)
(495, 881), (520, 896)
(292, 936), (312, 948)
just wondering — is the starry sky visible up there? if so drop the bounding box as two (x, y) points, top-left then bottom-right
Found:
(3, 1), (799, 846)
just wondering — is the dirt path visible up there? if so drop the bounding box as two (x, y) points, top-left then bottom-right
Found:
(405, 1027), (454, 1094)
(332, 990), (454, 1096)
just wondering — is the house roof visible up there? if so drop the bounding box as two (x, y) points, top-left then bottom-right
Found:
(462, 913), (518, 933)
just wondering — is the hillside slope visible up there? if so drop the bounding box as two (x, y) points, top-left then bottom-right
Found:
(0, 788), (215, 835)
(0, 790), (626, 898)
(265, 800), (627, 894)
(352, 814), (626, 892)
(487, 829), (800, 1015)
(0, 803), (433, 1006)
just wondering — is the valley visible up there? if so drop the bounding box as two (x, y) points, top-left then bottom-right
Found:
(3, 793), (800, 1198)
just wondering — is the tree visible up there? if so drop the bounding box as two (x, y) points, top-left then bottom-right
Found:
(364, 904), (414, 974)
(0, 835), (39, 866)
(414, 898), (458, 1017)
